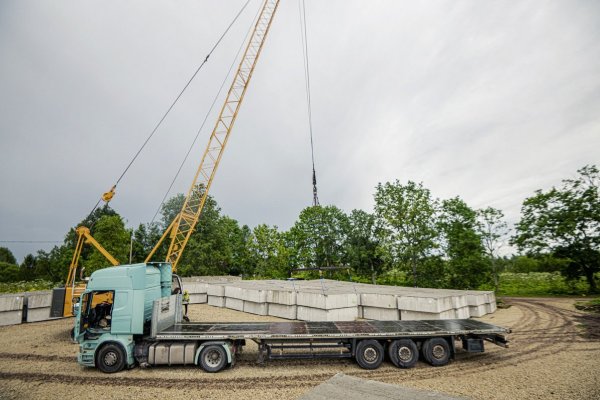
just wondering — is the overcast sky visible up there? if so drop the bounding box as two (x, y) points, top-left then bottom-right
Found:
(1, 0), (599, 262)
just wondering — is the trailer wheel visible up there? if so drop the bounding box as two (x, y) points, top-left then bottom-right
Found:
(422, 338), (450, 366)
(96, 343), (126, 373)
(388, 339), (419, 368)
(199, 345), (227, 373)
(355, 340), (384, 370)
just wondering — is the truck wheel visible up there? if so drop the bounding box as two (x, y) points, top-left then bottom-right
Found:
(388, 339), (418, 368)
(96, 343), (126, 373)
(422, 338), (450, 366)
(199, 345), (227, 373)
(355, 340), (384, 370)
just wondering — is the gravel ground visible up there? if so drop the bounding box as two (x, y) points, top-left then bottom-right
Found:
(0, 297), (598, 400)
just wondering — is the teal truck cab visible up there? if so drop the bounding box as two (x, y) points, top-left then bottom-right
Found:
(75, 262), (183, 372)
(75, 263), (510, 374)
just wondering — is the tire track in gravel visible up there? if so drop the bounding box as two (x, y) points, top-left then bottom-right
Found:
(1, 298), (595, 391)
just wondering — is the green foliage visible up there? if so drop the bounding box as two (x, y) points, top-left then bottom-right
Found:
(493, 272), (591, 296)
(0, 279), (55, 293)
(478, 207), (509, 290)
(374, 180), (438, 287)
(439, 197), (491, 289)
(288, 205), (350, 269)
(83, 215), (130, 274)
(347, 210), (384, 284)
(0, 247), (17, 264)
(0, 262), (20, 282)
(512, 165), (600, 292)
(248, 224), (290, 279)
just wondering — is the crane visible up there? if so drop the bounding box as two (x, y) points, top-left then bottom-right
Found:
(147, 0), (280, 271)
(52, 0), (280, 318)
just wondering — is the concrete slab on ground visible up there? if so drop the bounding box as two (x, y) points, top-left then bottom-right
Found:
(299, 373), (469, 400)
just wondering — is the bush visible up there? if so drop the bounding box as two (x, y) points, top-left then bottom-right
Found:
(0, 279), (56, 293)
(495, 272), (590, 296)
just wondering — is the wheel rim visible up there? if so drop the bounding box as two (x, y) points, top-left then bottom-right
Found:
(398, 346), (413, 362)
(363, 347), (378, 363)
(205, 349), (222, 367)
(104, 351), (118, 366)
(431, 344), (446, 360)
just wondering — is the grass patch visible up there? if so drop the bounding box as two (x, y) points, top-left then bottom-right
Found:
(495, 272), (590, 296)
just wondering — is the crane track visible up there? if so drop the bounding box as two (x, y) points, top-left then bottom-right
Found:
(0, 298), (597, 392)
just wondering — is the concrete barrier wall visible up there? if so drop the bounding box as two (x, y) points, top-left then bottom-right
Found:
(0, 293), (24, 326)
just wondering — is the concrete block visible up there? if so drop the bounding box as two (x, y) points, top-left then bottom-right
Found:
(207, 284), (228, 297)
(225, 297), (244, 312)
(0, 294), (24, 312)
(397, 295), (454, 313)
(243, 301), (269, 316)
(0, 310), (22, 326)
(454, 306), (470, 319)
(357, 306), (364, 319)
(362, 306), (399, 321)
(297, 306), (358, 322)
(360, 293), (397, 309)
(183, 282), (208, 294)
(266, 289), (297, 305)
(188, 293), (207, 304)
(207, 296), (225, 307)
(451, 295), (468, 309)
(465, 294), (487, 306)
(485, 302), (497, 314)
(26, 291), (52, 308)
(468, 305), (487, 318)
(224, 285), (243, 299)
(26, 307), (53, 322)
(268, 304), (297, 319)
(296, 292), (358, 310)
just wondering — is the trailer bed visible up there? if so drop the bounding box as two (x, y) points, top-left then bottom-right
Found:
(156, 319), (509, 341)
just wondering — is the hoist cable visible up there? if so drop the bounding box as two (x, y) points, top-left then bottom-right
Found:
(299, 0), (319, 206)
(86, 0), (252, 220)
(150, 2), (263, 225)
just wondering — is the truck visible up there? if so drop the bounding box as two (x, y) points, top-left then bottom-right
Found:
(75, 262), (510, 373)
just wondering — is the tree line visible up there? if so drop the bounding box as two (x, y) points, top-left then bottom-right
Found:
(1, 165), (598, 293)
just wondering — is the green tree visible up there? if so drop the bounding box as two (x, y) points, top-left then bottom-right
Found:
(0, 247), (17, 264)
(249, 224), (290, 278)
(478, 207), (509, 291)
(83, 215), (130, 275)
(0, 262), (20, 282)
(512, 165), (600, 292)
(438, 197), (490, 289)
(288, 206), (350, 269)
(374, 180), (438, 287)
(346, 209), (384, 284)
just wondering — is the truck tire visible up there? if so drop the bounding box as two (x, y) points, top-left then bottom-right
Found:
(355, 340), (384, 370)
(388, 339), (419, 368)
(199, 345), (227, 373)
(422, 338), (450, 366)
(96, 343), (126, 373)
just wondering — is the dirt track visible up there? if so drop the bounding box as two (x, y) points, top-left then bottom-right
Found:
(0, 297), (599, 400)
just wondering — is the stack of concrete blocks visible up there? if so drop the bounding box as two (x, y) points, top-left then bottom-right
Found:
(0, 293), (24, 326)
(182, 276), (242, 305)
(197, 279), (498, 322)
(25, 291), (53, 322)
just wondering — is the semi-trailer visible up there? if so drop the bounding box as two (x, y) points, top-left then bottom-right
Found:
(74, 263), (510, 373)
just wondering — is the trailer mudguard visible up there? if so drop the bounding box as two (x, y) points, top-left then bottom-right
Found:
(195, 341), (233, 365)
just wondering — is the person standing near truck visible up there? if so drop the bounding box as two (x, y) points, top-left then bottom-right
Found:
(182, 290), (190, 322)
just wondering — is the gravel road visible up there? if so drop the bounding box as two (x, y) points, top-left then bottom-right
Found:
(0, 297), (598, 400)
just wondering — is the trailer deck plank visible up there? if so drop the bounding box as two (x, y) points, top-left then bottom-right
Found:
(156, 319), (508, 340)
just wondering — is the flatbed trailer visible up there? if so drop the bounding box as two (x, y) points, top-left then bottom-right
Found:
(138, 318), (509, 372)
(76, 264), (510, 373)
